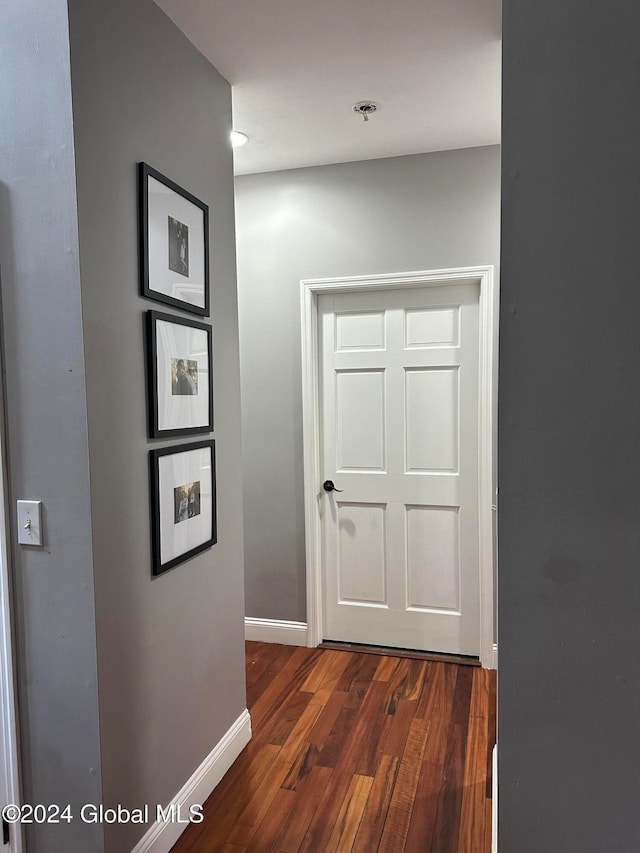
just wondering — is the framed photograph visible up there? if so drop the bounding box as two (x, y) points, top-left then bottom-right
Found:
(139, 162), (210, 316)
(149, 440), (216, 575)
(146, 310), (213, 438)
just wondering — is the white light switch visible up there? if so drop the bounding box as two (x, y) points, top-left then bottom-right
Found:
(17, 501), (43, 546)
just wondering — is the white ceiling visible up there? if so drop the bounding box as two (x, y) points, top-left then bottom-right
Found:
(155, 0), (502, 176)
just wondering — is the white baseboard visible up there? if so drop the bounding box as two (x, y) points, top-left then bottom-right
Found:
(492, 743), (498, 853)
(130, 709), (251, 853)
(245, 617), (308, 646)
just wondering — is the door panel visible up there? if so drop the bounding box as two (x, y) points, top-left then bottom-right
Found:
(406, 505), (460, 612)
(336, 370), (386, 471)
(337, 502), (387, 606)
(405, 305), (460, 348)
(405, 367), (459, 473)
(319, 283), (480, 655)
(336, 311), (386, 351)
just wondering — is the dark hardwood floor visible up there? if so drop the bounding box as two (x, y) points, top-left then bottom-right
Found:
(172, 641), (496, 852)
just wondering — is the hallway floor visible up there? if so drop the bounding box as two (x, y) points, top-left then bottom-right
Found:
(171, 641), (496, 852)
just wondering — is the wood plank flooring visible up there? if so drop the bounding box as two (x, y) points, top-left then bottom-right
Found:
(171, 642), (496, 853)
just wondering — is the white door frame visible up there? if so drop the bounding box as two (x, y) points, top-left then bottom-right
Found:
(0, 378), (23, 851)
(300, 265), (497, 669)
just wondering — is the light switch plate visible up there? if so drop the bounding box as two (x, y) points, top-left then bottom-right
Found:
(17, 500), (43, 546)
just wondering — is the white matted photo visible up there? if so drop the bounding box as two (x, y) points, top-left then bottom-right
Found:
(150, 440), (216, 576)
(146, 310), (213, 438)
(139, 162), (210, 316)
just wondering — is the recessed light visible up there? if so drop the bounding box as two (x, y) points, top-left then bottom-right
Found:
(231, 130), (249, 148)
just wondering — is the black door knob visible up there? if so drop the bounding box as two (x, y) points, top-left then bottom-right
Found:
(323, 480), (343, 493)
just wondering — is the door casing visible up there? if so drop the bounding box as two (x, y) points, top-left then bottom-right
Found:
(301, 266), (497, 669)
(0, 350), (23, 852)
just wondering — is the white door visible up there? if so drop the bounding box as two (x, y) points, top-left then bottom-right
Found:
(318, 282), (480, 656)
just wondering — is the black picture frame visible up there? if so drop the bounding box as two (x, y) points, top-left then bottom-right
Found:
(138, 162), (210, 316)
(149, 439), (217, 576)
(145, 310), (214, 438)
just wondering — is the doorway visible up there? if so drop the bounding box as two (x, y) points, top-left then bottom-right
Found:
(301, 266), (497, 669)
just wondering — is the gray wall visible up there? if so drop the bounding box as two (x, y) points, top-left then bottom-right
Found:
(0, 2), (103, 851)
(235, 146), (501, 623)
(499, 1), (640, 850)
(67, 0), (247, 850)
